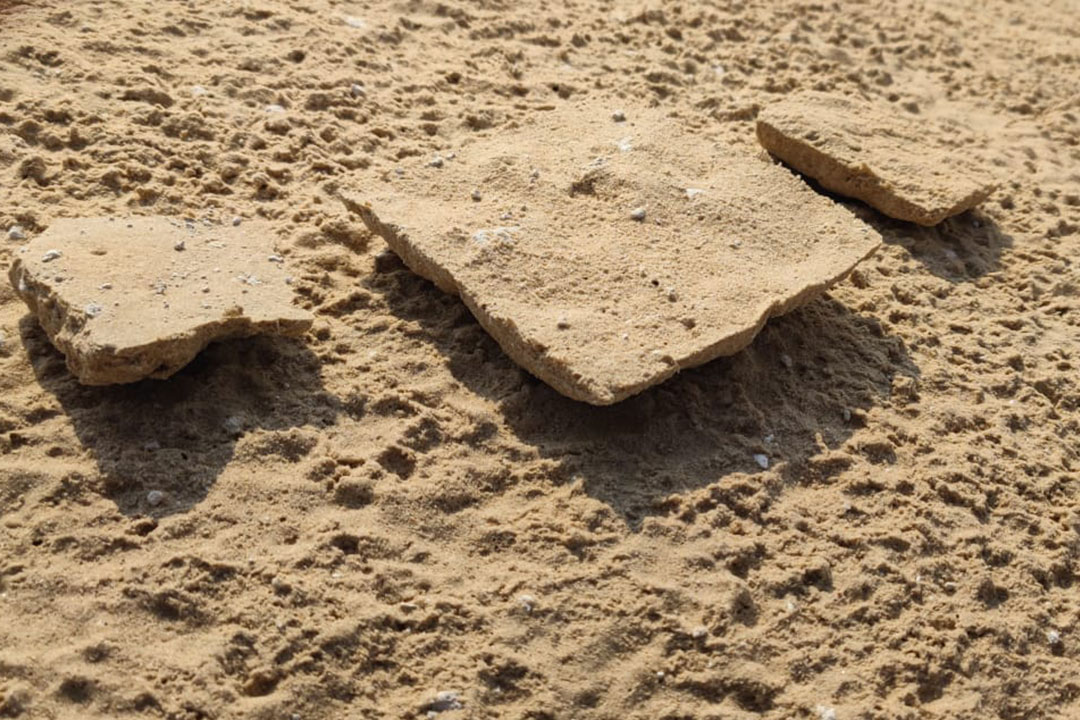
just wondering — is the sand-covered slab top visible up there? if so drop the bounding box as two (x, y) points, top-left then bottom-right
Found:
(9, 216), (313, 384)
(756, 91), (996, 225)
(345, 106), (881, 405)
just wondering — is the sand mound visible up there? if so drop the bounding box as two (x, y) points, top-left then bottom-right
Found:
(345, 106), (880, 404)
(9, 217), (312, 384)
(756, 92), (997, 225)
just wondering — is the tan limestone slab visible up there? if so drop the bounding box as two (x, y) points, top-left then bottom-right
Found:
(9, 216), (313, 384)
(756, 91), (996, 226)
(344, 105), (881, 405)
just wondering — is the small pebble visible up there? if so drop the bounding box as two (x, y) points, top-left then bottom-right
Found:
(816, 705), (837, 720)
(84, 303), (103, 318)
(753, 453), (769, 470)
(191, 85), (207, 97)
(7, 225), (26, 241)
(556, 317), (570, 330)
(780, 353), (793, 368)
(842, 407), (852, 422)
(146, 490), (165, 507)
(268, 254), (284, 263)
(265, 104), (286, 114)
(99, 283), (112, 290)
(344, 15), (365, 29)
(518, 594), (537, 612)
(41, 249), (62, 263)
(1048, 630), (1062, 645)
(350, 83), (366, 98)
(232, 216), (243, 226)
(471, 189), (482, 202)
(691, 626), (708, 639)
(428, 690), (462, 712)
(612, 109), (626, 122)
(174, 240), (186, 251)
(429, 156), (445, 168)
(685, 188), (704, 199)
(630, 207), (646, 222)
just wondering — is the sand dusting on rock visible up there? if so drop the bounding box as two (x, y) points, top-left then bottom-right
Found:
(346, 104), (880, 404)
(1, 1), (1079, 719)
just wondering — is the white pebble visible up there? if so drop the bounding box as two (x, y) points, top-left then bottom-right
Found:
(191, 85), (207, 97)
(7, 225), (26, 241)
(268, 255), (284, 263)
(612, 109), (626, 122)
(691, 626), (708, 639)
(41, 249), (62, 263)
(146, 490), (165, 506)
(174, 240), (186, 251)
(428, 156), (444, 168)
(630, 207), (646, 222)
(344, 15), (365, 29)
(518, 594), (536, 612)
(685, 188), (704, 199)
(1048, 629), (1062, 645)
(232, 216), (243, 226)
(816, 705), (837, 720)
(753, 453), (769, 470)
(84, 303), (103, 318)
(265, 104), (285, 114)
(350, 83), (366, 98)
(429, 690), (462, 712)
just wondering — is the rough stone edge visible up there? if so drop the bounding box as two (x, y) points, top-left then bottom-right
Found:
(755, 117), (995, 226)
(8, 257), (314, 385)
(343, 192), (882, 406)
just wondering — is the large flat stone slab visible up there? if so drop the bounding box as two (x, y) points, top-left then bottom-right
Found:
(756, 92), (996, 226)
(9, 216), (313, 384)
(343, 106), (881, 405)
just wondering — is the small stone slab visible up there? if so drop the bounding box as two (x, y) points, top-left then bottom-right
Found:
(756, 92), (996, 226)
(343, 106), (881, 405)
(9, 216), (313, 384)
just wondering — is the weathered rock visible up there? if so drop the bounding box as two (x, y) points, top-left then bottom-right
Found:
(756, 92), (996, 226)
(9, 216), (313, 384)
(343, 105), (881, 405)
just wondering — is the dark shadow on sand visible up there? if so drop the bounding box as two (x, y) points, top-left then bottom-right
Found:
(369, 260), (920, 530)
(20, 316), (339, 518)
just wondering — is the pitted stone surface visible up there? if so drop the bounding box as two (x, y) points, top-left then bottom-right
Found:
(345, 105), (881, 405)
(9, 216), (313, 384)
(756, 92), (996, 225)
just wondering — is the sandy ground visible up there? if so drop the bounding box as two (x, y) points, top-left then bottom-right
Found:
(1, 1), (1078, 719)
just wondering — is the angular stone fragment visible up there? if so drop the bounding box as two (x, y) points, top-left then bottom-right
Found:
(343, 105), (881, 405)
(756, 92), (996, 226)
(9, 216), (313, 384)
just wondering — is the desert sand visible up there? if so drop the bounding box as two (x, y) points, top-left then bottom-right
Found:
(1, 0), (1078, 719)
